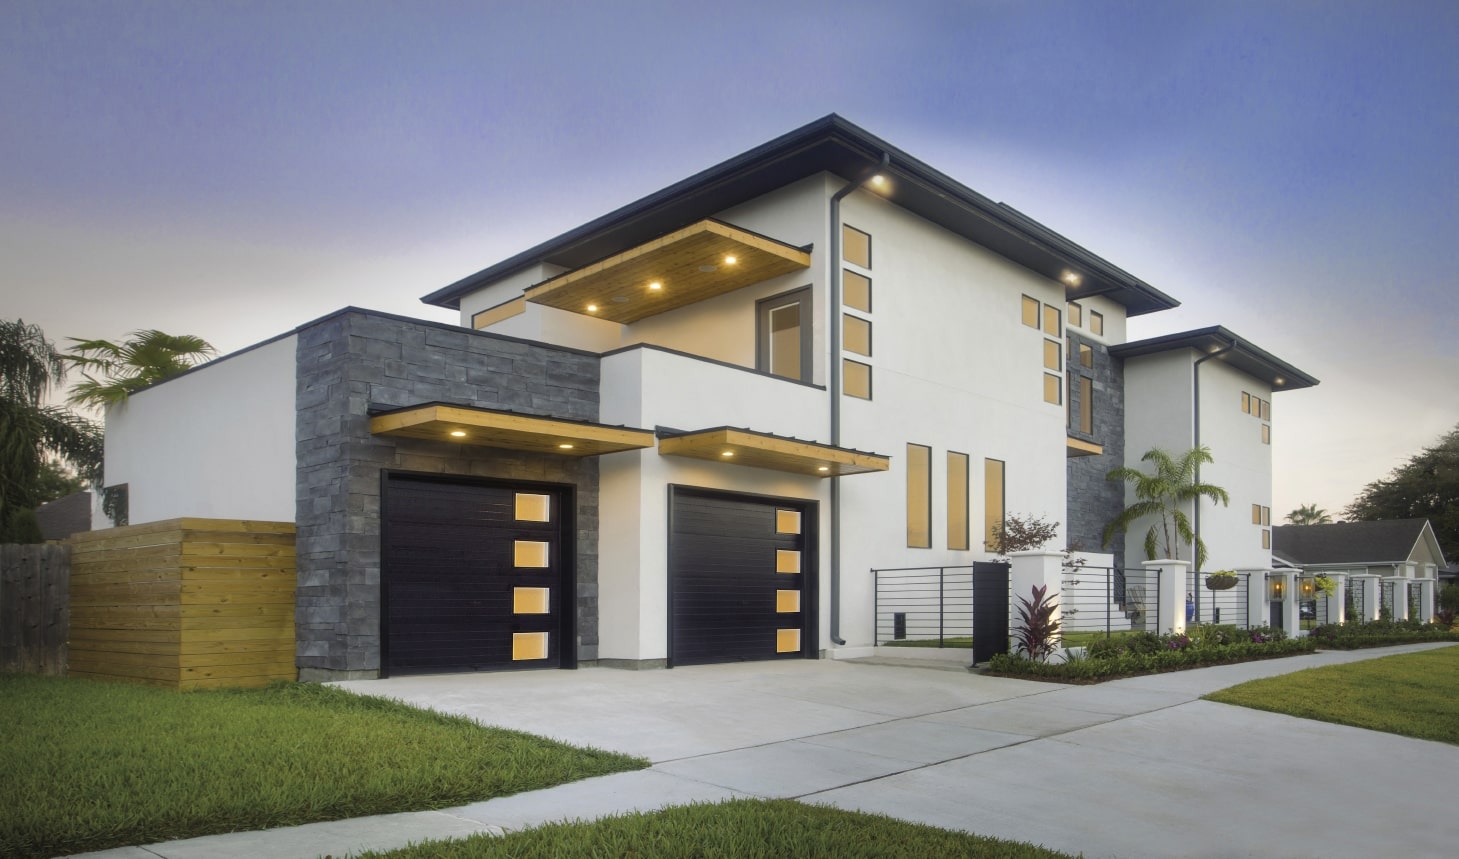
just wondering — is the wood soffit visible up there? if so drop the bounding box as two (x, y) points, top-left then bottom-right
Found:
(524, 220), (811, 324)
(1066, 436), (1104, 458)
(658, 428), (890, 477)
(370, 405), (656, 456)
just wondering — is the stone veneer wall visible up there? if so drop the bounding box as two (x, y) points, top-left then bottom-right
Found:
(295, 309), (601, 681)
(1066, 332), (1125, 562)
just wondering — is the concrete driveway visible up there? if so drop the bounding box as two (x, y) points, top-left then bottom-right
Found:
(333, 643), (1456, 859)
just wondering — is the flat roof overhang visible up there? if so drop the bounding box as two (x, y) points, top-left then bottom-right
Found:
(658, 427), (890, 477)
(524, 220), (811, 324)
(1066, 437), (1104, 457)
(369, 403), (656, 456)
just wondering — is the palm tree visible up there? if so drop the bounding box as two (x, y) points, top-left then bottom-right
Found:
(1102, 446), (1231, 568)
(0, 320), (102, 540)
(64, 330), (216, 408)
(1285, 504), (1332, 525)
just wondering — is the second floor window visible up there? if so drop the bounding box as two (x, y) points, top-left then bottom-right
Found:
(757, 287), (812, 382)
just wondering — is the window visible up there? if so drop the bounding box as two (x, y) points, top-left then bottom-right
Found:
(1089, 310), (1104, 336)
(947, 451), (969, 551)
(1262, 506), (1270, 526)
(1260, 399), (1270, 420)
(1043, 339), (1061, 371)
(1261, 424), (1271, 445)
(843, 359), (872, 399)
(1043, 373), (1062, 405)
(1067, 302), (1082, 328)
(907, 444), (931, 548)
(1079, 377), (1094, 434)
(1021, 295), (1039, 328)
(843, 224), (871, 268)
(1042, 305), (1061, 336)
(757, 287), (811, 382)
(843, 314), (872, 356)
(1252, 503), (1262, 525)
(1242, 392), (1251, 414)
(844, 271), (872, 312)
(983, 459), (1005, 551)
(1262, 529), (1271, 550)
(1078, 343), (1094, 368)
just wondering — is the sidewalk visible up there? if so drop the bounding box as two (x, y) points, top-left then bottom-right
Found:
(72, 642), (1457, 859)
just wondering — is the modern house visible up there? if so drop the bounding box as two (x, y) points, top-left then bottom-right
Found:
(96, 114), (1322, 680)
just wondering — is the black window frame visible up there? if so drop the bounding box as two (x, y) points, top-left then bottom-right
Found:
(756, 286), (813, 383)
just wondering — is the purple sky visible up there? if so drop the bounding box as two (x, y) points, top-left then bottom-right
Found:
(4, 1), (1456, 522)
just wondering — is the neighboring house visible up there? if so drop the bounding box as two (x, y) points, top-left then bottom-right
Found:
(34, 491), (92, 542)
(1273, 519), (1447, 580)
(98, 114), (1318, 680)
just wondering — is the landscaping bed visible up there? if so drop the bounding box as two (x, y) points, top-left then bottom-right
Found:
(1306, 619), (1459, 649)
(985, 626), (1315, 682)
(0, 675), (646, 859)
(354, 799), (1078, 859)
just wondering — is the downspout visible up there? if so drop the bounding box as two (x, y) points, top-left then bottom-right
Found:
(828, 152), (889, 646)
(1191, 339), (1236, 620)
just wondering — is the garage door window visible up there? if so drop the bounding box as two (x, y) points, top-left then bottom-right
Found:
(514, 541), (550, 567)
(776, 509), (801, 534)
(515, 493), (551, 521)
(512, 632), (548, 660)
(776, 628), (802, 653)
(513, 587), (550, 614)
(776, 549), (801, 574)
(777, 590), (801, 613)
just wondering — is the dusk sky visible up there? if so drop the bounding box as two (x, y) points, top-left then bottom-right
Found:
(4, 1), (1456, 523)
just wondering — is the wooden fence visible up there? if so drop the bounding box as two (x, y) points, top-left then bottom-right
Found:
(0, 543), (71, 674)
(68, 518), (297, 689)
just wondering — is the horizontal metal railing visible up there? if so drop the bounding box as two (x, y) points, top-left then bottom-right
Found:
(1059, 565), (1158, 640)
(872, 565), (975, 647)
(1194, 571), (1251, 628)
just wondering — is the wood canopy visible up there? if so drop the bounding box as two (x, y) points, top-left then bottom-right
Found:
(658, 427), (889, 477)
(370, 404), (656, 456)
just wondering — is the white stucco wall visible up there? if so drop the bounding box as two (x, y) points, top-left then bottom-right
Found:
(1121, 350), (1196, 570)
(1197, 361), (1273, 573)
(98, 334), (297, 527)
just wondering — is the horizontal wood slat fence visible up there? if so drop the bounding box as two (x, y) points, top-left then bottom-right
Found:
(68, 518), (297, 689)
(0, 543), (71, 675)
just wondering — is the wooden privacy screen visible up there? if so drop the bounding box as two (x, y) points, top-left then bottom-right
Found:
(68, 519), (296, 689)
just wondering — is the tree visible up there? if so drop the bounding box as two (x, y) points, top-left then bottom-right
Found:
(1345, 424), (1459, 560)
(1285, 504), (1332, 526)
(34, 458), (87, 505)
(1102, 446), (1230, 568)
(0, 320), (102, 540)
(64, 330), (215, 408)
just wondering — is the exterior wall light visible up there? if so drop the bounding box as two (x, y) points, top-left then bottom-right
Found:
(1268, 576), (1286, 601)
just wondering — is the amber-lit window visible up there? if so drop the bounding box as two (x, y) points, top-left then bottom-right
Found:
(1079, 343), (1094, 368)
(984, 458), (1005, 551)
(1261, 506), (1270, 525)
(907, 444), (931, 548)
(843, 225), (871, 268)
(1260, 399), (1271, 420)
(844, 314), (871, 356)
(844, 271), (872, 312)
(1089, 310), (1104, 336)
(1242, 392), (1251, 414)
(947, 451), (969, 551)
(1079, 377), (1094, 434)
(1043, 305), (1061, 336)
(1043, 339), (1061, 371)
(1067, 302), (1082, 328)
(1262, 529), (1271, 549)
(844, 359), (872, 400)
(757, 288), (811, 383)
(1262, 424), (1271, 445)
(1044, 373), (1062, 405)
(1252, 504), (1262, 525)
(1021, 295), (1039, 328)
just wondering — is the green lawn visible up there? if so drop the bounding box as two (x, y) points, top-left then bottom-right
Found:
(0, 674), (646, 859)
(1204, 645), (1459, 744)
(355, 799), (1077, 859)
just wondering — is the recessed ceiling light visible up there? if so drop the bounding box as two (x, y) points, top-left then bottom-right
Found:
(1061, 271), (1082, 286)
(1274, 377), (1285, 386)
(558, 443), (574, 450)
(817, 465), (830, 472)
(586, 303), (598, 312)
(648, 281), (662, 290)
(449, 430), (466, 438)
(723, 255), (737, 265)
(721, 450), (734, 457)
(871, 174), (885, 186)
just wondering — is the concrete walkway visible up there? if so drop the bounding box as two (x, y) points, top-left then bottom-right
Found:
(74, 643), (1456, 859)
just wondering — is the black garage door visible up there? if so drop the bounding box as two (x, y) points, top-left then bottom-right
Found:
(382, 474), (573, 676)
(669, 487), (816, 667)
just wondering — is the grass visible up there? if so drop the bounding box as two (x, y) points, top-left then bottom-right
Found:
(354, 799), (1077, 859)
(0, 674), (646, 859)
(882, 636), (972, 648)
(1204, 645), (1459, 745)
(1060, 629), (1143, 648)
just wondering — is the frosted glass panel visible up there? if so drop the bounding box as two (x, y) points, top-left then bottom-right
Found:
(515, 493), (550, 522)
(514, 541), (549, 568)
(514, 587), (550, 614)
(776, 509), (801, 534)
(512, 632), (548, 660)
(776, 549), (801, 574)
(776, 590), (801, 613)
(777, 628), (801, 653)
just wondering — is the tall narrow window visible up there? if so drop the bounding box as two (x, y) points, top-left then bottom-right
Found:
(1043, 339), (1061, 371)
(1043, 305), (1061, 336)
(1252, 503), (1263, 525)
(1078, 343), (1094, 368)
(1261, 424), (1271, 445)
(1067, 302), (1083, 328)
(1021, 295), (1039, 328)
(843, 225), (871, 268)
(843, 359), (872, 400)
(1262, 529), (1271, 549)
(843, 314), (872, 356)
(947, 451), (969, 551)
(1089, 310), (1104, 336)
(1043, 373), (1062, 405)
(984, 459), (1005, 552)
(844, 271), (871, 312)
(907, 444), (931, 548)
(1079, 376), (1094, 434)
(1242, 392), (1251, 414)
(757, 288), (811, 382)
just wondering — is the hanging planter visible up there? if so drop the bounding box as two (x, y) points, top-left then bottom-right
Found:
(1205, 571), (1239, 591)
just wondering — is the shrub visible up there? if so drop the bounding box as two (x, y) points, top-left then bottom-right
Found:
(1012, 584), (1061, 662)
(987, 637), (1314, 681)
(1307, 619), (1459, 649)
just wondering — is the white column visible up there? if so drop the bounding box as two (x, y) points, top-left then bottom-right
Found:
(1277, 571), (1300, 634)
(1143, 559), (1190, 635)
(1416, 578), (1436, 624)
(1009, 551), (1065, 649)
(1246, 571), (1268, 630)
(1358, 575), (1382, 622)
(1386, 577), (1409, 621)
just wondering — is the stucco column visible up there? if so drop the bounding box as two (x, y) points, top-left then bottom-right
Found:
(1009, 551), (1065, 648)
(1245, 571), (1267, 630)
(1278, 571), (1300, 633)
(1143, 559), (1189, 634)
(1386, 577), (1409, 621)
(1354, 574), (1381, 622)
(1323, 573), (1346, 625)
(1415, 578), (1436, 623)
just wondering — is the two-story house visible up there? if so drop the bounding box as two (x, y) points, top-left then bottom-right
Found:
(96, 115), (1316, 680)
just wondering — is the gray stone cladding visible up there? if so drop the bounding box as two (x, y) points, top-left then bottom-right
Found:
(295, 309), (601, 680)
(1066, 333), (1125, 563)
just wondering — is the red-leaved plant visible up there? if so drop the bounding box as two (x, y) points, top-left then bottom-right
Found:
(1013, 584), (1061, 662)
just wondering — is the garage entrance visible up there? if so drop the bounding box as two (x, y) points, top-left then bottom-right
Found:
(381, 473), (574, 676)
(668, 486), (817, 667)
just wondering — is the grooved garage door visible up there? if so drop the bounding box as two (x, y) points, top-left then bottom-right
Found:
(382, 474), (570, 676)
(669, 488), (815, 666)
